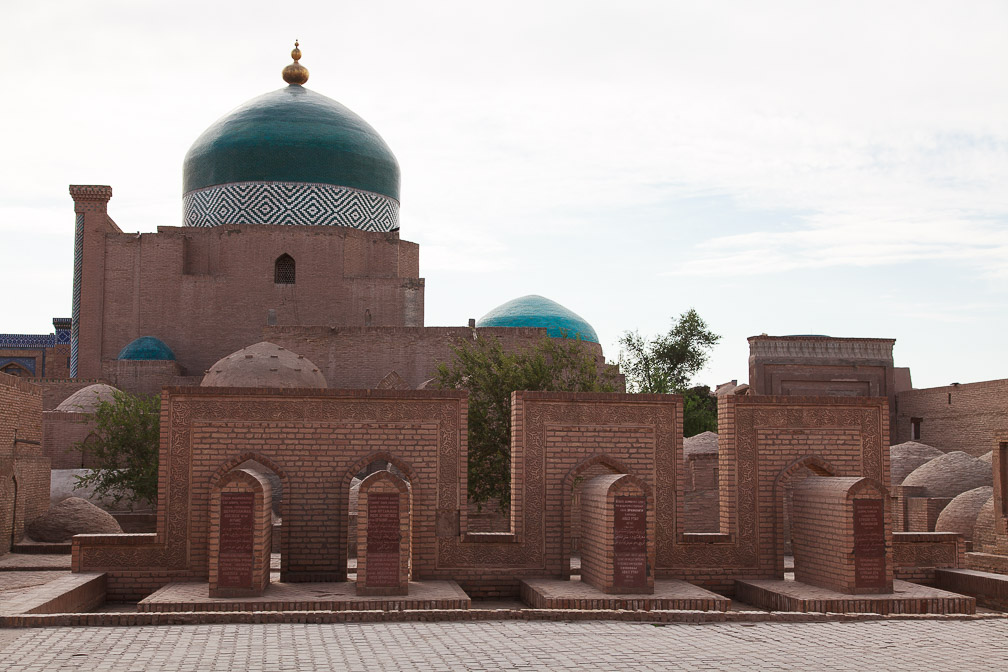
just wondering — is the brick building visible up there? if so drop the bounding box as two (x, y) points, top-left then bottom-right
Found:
(4, 45), (615, 406)
(0, 373), (50, 553)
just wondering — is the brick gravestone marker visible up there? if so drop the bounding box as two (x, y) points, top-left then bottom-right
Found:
(209, 468), (273, 598)
(792, 476), (892, 594)
(853, 499), (886, 590)
(613, 496), (648, 591)
(365, 492), (400, 588)
(580, 474), (654, 594)
(218, 492), (254, 589)
(356, 470), (411, 596)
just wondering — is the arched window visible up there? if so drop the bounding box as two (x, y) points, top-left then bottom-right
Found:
(274, 254), (295, 284)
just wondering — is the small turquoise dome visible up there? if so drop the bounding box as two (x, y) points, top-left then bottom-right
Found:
(184, 85), (399, 199)
(117, 336), (175, 361)
(476, 295), (599, 343)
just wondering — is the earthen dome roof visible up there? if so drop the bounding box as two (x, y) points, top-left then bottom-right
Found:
(901, 450), (992, 499)
(935, 486), (993, 542)
(890, 441), (945, 486)
(55, 384), (121, 414)
(201, 342), (327, 389)
(684, 431), (718, 457)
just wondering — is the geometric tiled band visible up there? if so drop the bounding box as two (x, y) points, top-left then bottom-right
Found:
(183, 181), (399, 232)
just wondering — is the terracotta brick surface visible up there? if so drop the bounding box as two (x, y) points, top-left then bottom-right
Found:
(70, 389), (900, 601)
(791, 477), (893, 594)
(208, 468), (272, 598)
(895, 379), (1008, 456)
(0, 374), (50, 554)
(356, 470), (411, 596)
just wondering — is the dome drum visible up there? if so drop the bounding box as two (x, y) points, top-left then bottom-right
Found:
(182, 54), (401, 232)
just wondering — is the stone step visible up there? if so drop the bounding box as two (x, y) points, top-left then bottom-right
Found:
(934, 568), (1008, 611)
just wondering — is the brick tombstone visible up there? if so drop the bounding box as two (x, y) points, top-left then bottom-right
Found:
(356, 470), (411, 596)
(792, 477), (893, 594)
(209, 468), (273, 598)
(579, 473), (654, 594)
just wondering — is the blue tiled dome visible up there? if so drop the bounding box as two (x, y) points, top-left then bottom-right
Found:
(117, 336), (175, 361)
(476, 295), (599, 343)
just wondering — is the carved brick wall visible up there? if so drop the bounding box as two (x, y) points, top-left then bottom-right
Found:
(72, 388), (891, 599)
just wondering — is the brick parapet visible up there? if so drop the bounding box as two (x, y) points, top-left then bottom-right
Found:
(894, 378), (1008, 456)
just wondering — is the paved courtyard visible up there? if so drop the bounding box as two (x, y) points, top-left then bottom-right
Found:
(1, 619), (1007, 671)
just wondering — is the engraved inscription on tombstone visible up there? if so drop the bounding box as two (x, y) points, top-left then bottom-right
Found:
(613, 495), (647, 591)
(853, 499), (886, 590)
(218, 492), (254, 588)
(366, 492), (400, 587)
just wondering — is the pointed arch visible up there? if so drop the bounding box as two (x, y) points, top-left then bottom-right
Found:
(561, 454), (632, 578)
(772, 455), (836, 577)
(274, 253), (295, 284)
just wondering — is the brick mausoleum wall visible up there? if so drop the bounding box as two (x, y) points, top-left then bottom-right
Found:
(0, 373), (50, 553)
(73, 389), (892, 600)
(102, 360), (183, 397)
(907, 497), (953, 533)
(895, 379), (1008, 456)
(265, 325), (613, 391)
(30, 379), (105, 411)
(77, 221), (424, 382)
(702, 395), (889, 592)
(41, 411), (95, 470)
(682, 453), (719, 533)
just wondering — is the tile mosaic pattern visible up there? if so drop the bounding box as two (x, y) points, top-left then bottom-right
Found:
(183, 181), (399, 231)
(0, 334), (55, 348)
(71, 213), (83, 377)
(0, 357), (36, 375)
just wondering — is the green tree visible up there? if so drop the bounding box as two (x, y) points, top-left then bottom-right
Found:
(436, 336), (618, 511)
(74, 389), (160, 510)
(619, 309), (721, 436)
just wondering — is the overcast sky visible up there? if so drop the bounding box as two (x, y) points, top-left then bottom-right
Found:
(2, 1), (1006, 389)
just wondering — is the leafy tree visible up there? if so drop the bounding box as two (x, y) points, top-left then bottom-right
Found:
(436, 336), (619, 511)
(74, 389), (160, 510)
(682, 385), (718, 437)
(619, 309), (721, 436)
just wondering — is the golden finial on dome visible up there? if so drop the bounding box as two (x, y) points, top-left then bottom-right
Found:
(282, 39), (309, 85)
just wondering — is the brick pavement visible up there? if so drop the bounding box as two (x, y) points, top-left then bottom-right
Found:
(0, 619), (1007, 671)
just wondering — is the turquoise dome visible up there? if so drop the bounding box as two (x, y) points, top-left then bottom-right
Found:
(476, 295), (599, 343)
(117, 336), (175, 361)
(183, 85), (399, 199)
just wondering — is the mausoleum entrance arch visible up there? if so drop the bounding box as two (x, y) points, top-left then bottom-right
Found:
(773, 455), (836, 578)
(561, 454), (629, 578)
(344, 452), (417, 578)
(209, 453), (288, 577)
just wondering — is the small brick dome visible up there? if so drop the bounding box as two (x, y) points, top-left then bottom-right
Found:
(901, 450), (992, 499)
(890, 440), (944, 486)
(476, 295), (599, 343)
(201, 342), (327, 389)
(684, 431), (718, 457)
(117, 336), (175, 361)
(972, 495), (998, 553)
(935, 486), (994, 542)
(55, 383), (121, 413)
